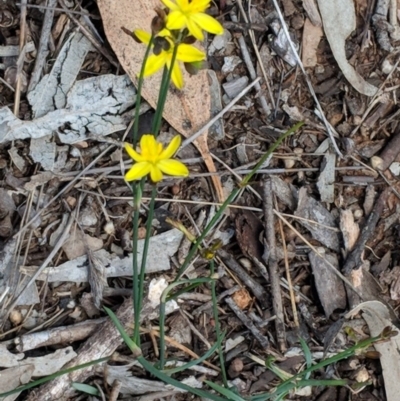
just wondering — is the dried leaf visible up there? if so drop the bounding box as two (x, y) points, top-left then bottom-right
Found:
(309, 248), (346, 317)
(317, 0), (378, 96)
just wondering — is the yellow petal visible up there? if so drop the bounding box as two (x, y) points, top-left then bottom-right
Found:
(169, 60), (184, 89)
(143, 54), (167, 77)
(176, 0), (189, 9)
(186, 17), (204, 40)
(166, 10), (187, 30)
(150, 165), (163, 182)
(158, 28), (172, 38)
(124, 143), (145, 162)
(140, 134), (159, 160)
(157, 159), (189, 177)
(125, 162), (152, 181)
(176, 44), (205, 62)
(159, 135), (181, 159)
(191, 13), (224, 35)
(190, 0), (211, 13)
(160, 0), (178, 11)
(133, 29), (152, 45)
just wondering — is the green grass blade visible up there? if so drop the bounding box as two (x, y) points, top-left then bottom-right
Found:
(210, 259), (228, 387)
(297, 379), (348, 387)
(103, 306), (141, 356)
(72, 382), (99, 395)
(299, 337), (312, 380)
(205, 380), (246, 401)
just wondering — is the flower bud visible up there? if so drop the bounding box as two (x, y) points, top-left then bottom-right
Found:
(151, 7), (167, 35)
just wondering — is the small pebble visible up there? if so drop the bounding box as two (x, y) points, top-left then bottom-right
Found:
(291, 14), (304, 30)
(222, 56), (242, 74)
(9, 310), (22, 326)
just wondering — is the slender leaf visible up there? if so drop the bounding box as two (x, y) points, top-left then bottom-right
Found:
(205, 380), (246, 401)
(299, 337), (312, 380)
(72, 382), (99, 395)
(103, 306), (141, 356)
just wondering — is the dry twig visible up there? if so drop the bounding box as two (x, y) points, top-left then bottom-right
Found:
(263, 179), (286, 352)
(225, 296), (269, 349)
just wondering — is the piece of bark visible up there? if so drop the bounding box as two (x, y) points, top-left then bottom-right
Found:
(15, 318), (107, 352)
(317, 153), (336, 203)
(270, 175), (296, 210)
(309, 248), (346, 317)
(295, 188), (340, 252)
(302, 18), (323, 67)
(263, 179), (286, 352)
(234, 209), (264, 261)
(0, 365), (34, 400)
(343, 188), (389, 275)
(217, 250), (269, 309)
(340, 209), (360, 254)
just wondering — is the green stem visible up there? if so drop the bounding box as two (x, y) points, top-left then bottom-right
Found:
(151, 66), (169, 136)
(210, 259), (228, 387)
(151, 35), (182, 136)
(175, 121), (304, 281)
(132, 180), (143, 344)
(130, 34), (154, 344)
(138, 186), (157, 308)
(132, 35), (154, 145)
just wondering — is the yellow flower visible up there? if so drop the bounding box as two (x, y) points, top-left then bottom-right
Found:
(134, 29), (205, 89)
(161, 0), (224, 41)
(124, 134), (189, 182)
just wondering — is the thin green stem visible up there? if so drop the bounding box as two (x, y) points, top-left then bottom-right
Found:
(151, 34), (182, 136)
(210, 259), (228, 387)
(138, 186), (157, 307)
(132, 35), (154, 145)
(132, 180), (143, 344)
(151, 66), (169, 136)
(175, 121), (304, 281)
(130, 34), (154, 344)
